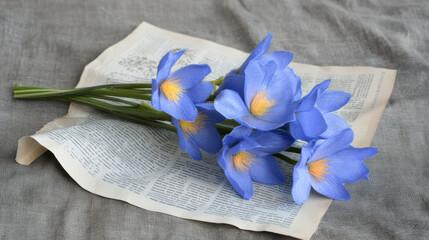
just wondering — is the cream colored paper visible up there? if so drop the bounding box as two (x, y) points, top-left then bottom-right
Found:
(16, 22), (395, 239)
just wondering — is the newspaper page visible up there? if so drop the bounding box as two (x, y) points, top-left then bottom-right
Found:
(15, 22), (396, 239)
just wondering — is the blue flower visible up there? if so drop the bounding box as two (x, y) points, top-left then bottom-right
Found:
(214, 60), (301, 131)
(217, 33), (294, 99)
(218, 126), (294, 200)
(289, 79), (351, 141)
(172, 103), (225, 160)
(291, 128), (378, 204)
(152, 50), (213, 121)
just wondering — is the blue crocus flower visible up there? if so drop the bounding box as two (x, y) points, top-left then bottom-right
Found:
(218, 33), (294, 99)
(152, 50), (213, 121)
(218, 126), (294, 200)
(214, 60), (302, 131)
(172, 103), (225, 161)
(291, 128), (378, 204)
(289, 79), (351, 141)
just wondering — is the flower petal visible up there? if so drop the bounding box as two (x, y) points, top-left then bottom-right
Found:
(222, 125), (252, 147)
(151, 78), (161, 110)
(217, 74), (245, 99)
(246, 65), (301, 112)
(156, 50), (186, 82)
(317, 90), (351, 113)
(196, 103), (225, 124)
(297, 90), (318, 112)
(172, 118), (187, 151)
(187, 81), (213, 103)
(240, 114), (287, 131)
(249, 155), (286, 184)
(250, 130), (295, 155)
(255, 101), (297, 127)
(172, 117), (202, 160)
(270, 67), (302, 102)
(295, 108), (327, 140)
(238, 33), (273, 74)
(185, 141), (203, 160)
(328, 147), (378, 182)
(160, 92), (197, 121)
(244, 60), (270, 107)
(310, 174), (351, 200)
(229, 138), (260, 155)
(310, 128), (354, 162)
(320, 113), (350, 139)
(214, 89), (248, 120)
(170, 64), (211, 89)
(191, 124), (222, 154)
(219, 153), (254, 200)
(257, 51), (294, 69)
(291, 163), (312, 204)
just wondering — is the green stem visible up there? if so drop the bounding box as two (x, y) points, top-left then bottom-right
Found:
(88, 95), (141, 107)
(87, 89), (152, 100)
(287, 146), (301, 154)
(209, 76), (225, 86)
(13, 83), (152, 99)
(273, 153), (297, 165)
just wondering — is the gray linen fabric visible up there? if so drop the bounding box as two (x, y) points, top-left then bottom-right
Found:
(1, 0), (428, 239)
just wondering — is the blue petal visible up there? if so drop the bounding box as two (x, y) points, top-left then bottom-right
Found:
(160, 93), (197, 121)
(222, 125), (252, 147)
(245, 62), (300, 118)
(301, 140), (317, 163)
(249, 155), (286, 184)
(244, 61), (300, 108)
(185, 141), (203, 160)
(291, 162), (312, 204)
(240, 114), (287, 131)
(255, 101), (297, 126)
(249, 130), (295, 155)
(217, 74), (245, 99)
(257, 51), (294, 69)
(187, 82), (213, 103)
(243, 62), (301, 119)
(229, 138), (260, 155)
(317, 91), (351, 113)
(238, 33), (273, 74)
(310, 128), (354, 162)
(170, 64), (211, 89)
(289, 120), (306, 141)
(297, 79), (331, 111)
(320, 113), (350, 139)
(196, 103), (225, 124)
(156, 50), (185, 82)
(172, 118), (202, 160)
(192, 124), (222, 154)
(172, 118), (187, 151)
(310, 174), (351, 200)
(297, 91), (318, 112)
(312, 79), (331, 95)
(328, 147), (378, 183)
(262, 66), (302, 104)
(295, 108), (327, 139)
(214, 90), (248, 120)
(218, 149), (229, 170)
(151, 78), (161, 110)
(244, 60), (269, 107)
(219, 153), (254, 200)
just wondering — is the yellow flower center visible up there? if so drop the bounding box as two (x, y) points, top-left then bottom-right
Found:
(250, 90), (276, 117)
(178, 113), (207, 140)
(160, 78), (184, 104)
(232, 151), (256, 173)
(308, 158), (330, 180)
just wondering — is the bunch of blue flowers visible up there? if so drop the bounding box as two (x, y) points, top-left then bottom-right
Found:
(13, 34), (378, 204)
